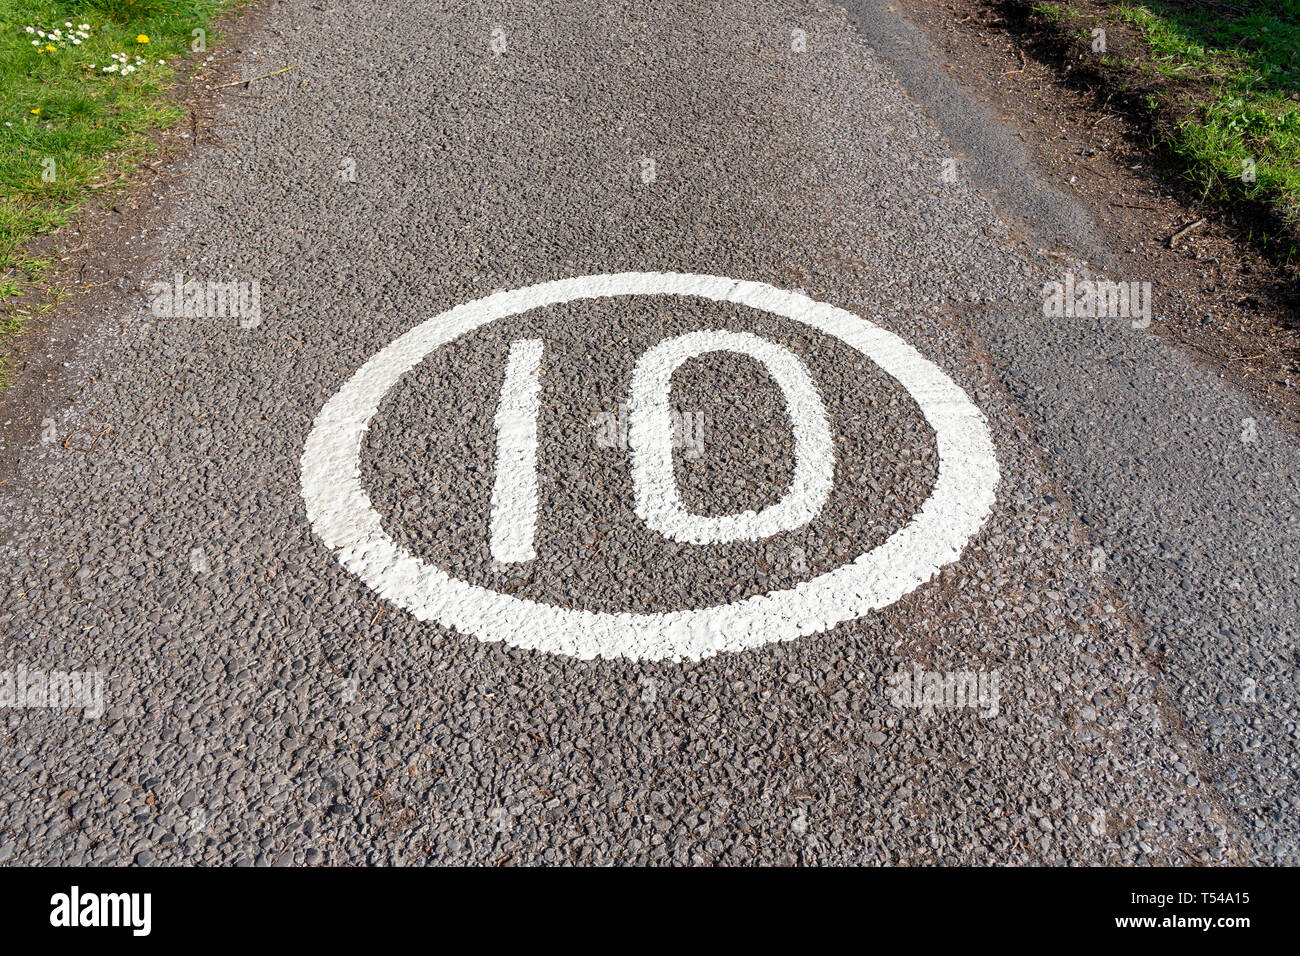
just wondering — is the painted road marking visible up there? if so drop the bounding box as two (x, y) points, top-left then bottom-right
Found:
(300, 272), (999, 661)
(630, 329), (832, 544)
(488, 338), (544, 563)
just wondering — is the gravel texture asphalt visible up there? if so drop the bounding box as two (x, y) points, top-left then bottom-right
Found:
(0, 0), (1294, 865)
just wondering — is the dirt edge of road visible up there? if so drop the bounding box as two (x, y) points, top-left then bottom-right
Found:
(0, 2), (269, 485)
(875, 0), (1299, 430)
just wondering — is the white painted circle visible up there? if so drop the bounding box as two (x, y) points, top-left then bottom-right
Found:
(300, 272), (1000, 662)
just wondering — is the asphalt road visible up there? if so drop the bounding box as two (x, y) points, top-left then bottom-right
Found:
(1, 0), (1296, 865)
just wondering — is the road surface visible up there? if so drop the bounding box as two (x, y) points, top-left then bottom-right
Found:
(1, 0), (1296, 865)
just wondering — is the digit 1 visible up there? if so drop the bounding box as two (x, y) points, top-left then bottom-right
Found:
(489, 339), (544, 562)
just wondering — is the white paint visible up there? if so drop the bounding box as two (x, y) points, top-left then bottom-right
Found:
(300, 272), (1000, 662)
(629, 330), (832, 543)
(489, 338), (544, 562)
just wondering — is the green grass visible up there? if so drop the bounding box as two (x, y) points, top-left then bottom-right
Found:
(1111, 2), (1300, 227)
(1033, 2), (1084, 22)
(0, 0), (228, 374)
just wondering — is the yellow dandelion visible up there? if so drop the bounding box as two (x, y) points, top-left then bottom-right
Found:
(136, 34), (149, 43)
(30, 108), (40, 115)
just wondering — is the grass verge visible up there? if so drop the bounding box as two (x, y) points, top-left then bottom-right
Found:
(0, 0), (230, 381)
(1028, 0), (1299, 261)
